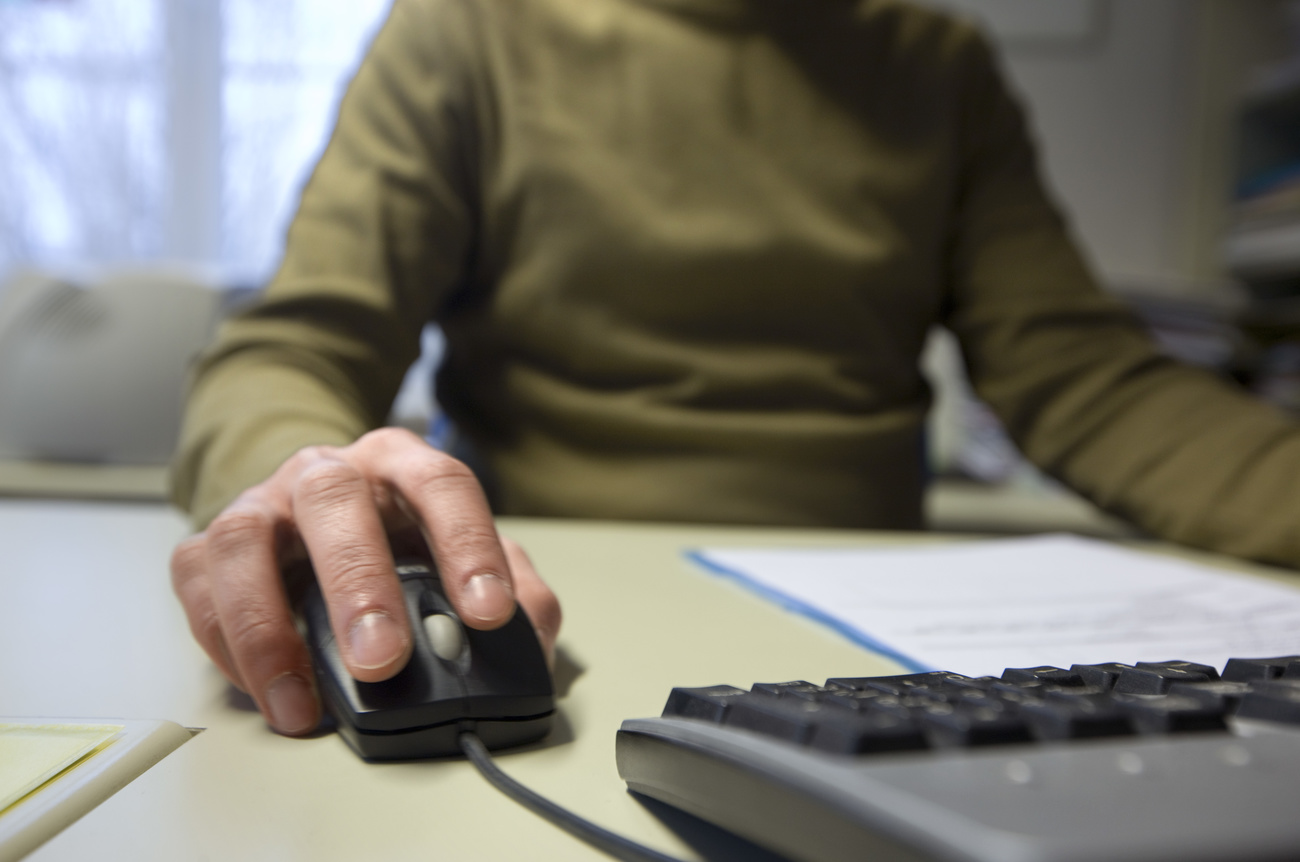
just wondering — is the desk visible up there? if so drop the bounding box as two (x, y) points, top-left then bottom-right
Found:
(1, 500), (1284, 861)
(2, 499), (920, 861)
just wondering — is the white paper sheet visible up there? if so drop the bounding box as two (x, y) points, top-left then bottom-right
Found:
(689, 534), (1300, 677)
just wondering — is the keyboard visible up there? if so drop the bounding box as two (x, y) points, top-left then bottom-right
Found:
(616, 657), (1300, 862)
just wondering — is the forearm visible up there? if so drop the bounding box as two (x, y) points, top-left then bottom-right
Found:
(1046, 364), (1300, 568)
(967, 297), (1300, 567)
(944, 27), (1300, 568)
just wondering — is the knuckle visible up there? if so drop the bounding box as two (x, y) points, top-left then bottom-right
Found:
(223, 608), (293, 663)
(206, 506), (275, 555)
(277, 444), (342, 485)
(357, 426), (418, 449)
(172, 575), (212, 626)
(195, 614), (228, 659)
(288, 444), (339, 468)
(316, 547), (393, 602)
(170, 535), (207, 587)
(171, 564), (203, 605)
(293, 459), (366, 507)
(443, 522), (504, 560)
(403, 452), (476, 497)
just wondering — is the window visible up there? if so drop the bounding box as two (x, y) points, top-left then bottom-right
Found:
(0, 0), (395, 284)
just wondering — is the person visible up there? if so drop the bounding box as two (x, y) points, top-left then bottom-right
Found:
(169, 0), (1300, 736)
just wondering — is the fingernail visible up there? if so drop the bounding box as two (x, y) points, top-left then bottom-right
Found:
(464, 573), (514, 624)
(265, 673), (318, 735)
(348, 611), (407, 670)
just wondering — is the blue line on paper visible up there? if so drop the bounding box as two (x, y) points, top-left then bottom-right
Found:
(684, 550), (933, 674)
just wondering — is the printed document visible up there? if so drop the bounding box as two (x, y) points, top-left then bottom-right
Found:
(690, 534), (1300, 676)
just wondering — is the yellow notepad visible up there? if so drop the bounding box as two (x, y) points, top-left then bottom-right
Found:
(0, 719), (195, 861)
(0, 724), (123, 814)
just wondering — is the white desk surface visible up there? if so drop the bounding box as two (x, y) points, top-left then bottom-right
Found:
(1, 499), (912, 861)
(0, 499), (1287, 861)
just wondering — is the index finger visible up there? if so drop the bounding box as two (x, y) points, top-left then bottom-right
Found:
(353, 429), (516, 630)
(287, 449), (415, 683)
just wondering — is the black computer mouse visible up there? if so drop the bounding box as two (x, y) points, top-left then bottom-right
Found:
(297, 557), (555, 761)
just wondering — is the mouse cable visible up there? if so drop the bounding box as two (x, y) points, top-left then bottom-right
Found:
(459, 731), (688, 862)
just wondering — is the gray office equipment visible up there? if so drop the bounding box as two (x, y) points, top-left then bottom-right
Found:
(618, 659), (1300, 862)
(0, 270), (222, 465)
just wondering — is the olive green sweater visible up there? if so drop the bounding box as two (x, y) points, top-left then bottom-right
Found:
(173, 0), (1300, 566)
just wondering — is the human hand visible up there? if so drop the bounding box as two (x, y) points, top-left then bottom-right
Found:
(170, 427), (562, 735)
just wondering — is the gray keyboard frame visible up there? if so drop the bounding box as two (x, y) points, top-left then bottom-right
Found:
(617, 715), (1300, 862)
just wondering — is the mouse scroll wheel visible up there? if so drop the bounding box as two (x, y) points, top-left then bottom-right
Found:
(422, 613), (465, 661)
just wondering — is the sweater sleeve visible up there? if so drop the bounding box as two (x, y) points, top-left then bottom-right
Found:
(171, 0), (479, 528)
(941, 31), (1300, 568)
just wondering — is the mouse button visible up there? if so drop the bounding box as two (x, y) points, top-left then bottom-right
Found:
(348, 652), (466, 732)
(461, 611), (555, 719)
(462, 688), (556, 722)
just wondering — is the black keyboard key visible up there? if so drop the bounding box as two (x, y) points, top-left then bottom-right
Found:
(751, 681), (826, 701)
(1021, 693), (1135, 740)
(1114, 662), (1217, 694)
(1234, 680), (1300, 726)
(847, 672), (972, 696)
(724, 694), (826, 743)
(663, 685), (748, 722)
(724, 693), (933, 755)
(1115, 694), (1229, 734)
(948, 687), (1009, 708)
(868, 694), (943, 719)
(823, 677), (873, 692)
(919, 701), (1034, 748)
(1001, 665), (1086, 687)
(1070, 662), (1134, 690)
(1044, 685), (1112, 700)
(819, 689), (889, 711)
(940, 692), (1010, 713)
(947, 676), (1003, 691)
(806, 709), (929, 755)
(989, 680), (1060, 704)
(1137, 660), (1219, 680)
(1221, 656), (1300, 682)
(1167, 681), (1252, 712)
